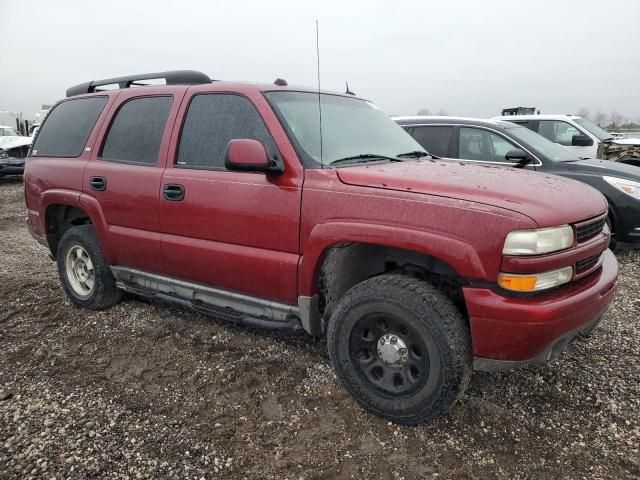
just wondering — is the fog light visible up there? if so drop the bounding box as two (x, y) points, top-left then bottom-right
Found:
(498, 266), (573, 292)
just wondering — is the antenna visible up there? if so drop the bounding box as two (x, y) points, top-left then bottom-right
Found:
(345, 82), (355, 96)
(316, 20), (324, 168)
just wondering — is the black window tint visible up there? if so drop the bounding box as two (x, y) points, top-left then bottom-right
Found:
(32, 97), (107, 157)
(101, 96), (172, 165)
(411, 126), (453, 157)
(509, 120), (530, 128)
(177, 94), (277, 169)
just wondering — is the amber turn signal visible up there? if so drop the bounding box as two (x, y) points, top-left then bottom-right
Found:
(498, 266), (573, 292)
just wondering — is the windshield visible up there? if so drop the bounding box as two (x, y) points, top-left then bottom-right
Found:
(574, 117), (613, 142)
(506, 126), (578, 162)
(264, 91), (422, 167)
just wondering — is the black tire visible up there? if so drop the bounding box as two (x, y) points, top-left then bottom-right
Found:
(327, 274), (471, 425)
(56, 224), (122, 310)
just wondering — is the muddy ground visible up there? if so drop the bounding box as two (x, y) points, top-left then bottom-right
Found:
(0, 177), (639, 479)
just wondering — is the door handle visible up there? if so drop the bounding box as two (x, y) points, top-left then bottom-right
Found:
(89, 176), (106, 191)
(163, 184), (185, 201)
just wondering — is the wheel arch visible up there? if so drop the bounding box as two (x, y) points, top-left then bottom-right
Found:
(41, 191), (112, 261)
(299, 223), (484, 334)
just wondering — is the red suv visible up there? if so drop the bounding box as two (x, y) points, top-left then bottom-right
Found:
(25, 71), (618, 424)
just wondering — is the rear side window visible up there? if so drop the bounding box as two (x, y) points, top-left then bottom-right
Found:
(101, 96), (172, 165)
(32, 97), (108, 157)
(177, 94), (278, 169)
(411, 126), (453, 157)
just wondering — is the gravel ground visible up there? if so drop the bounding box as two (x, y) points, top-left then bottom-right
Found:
(1, 177), (639, 480)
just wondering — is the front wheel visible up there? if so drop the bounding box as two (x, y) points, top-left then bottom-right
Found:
(56, 225), (122, 310)
(327, 274), (471, 425)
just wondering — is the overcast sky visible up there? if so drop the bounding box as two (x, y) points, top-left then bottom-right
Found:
(2, 0), (639, 121)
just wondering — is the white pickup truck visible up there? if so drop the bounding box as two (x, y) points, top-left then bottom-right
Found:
(493, 114), (640, 166)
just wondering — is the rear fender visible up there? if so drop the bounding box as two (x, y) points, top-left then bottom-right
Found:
(38, 190), (114, 263)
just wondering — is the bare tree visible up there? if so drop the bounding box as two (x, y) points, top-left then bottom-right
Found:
(577, 107), (590, 119)
(417, 108), (431, 116)
(437, 109), (448, 116)
(594, 109), (607, 127)
(609, 111), (625, 129)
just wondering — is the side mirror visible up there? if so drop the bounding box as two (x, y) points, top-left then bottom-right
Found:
(225, 139), (283, 174)
(572, 134), (594, 147)
(505, 148), (531, 166)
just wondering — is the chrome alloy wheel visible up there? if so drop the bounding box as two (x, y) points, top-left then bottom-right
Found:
(64, 245), (95, 297)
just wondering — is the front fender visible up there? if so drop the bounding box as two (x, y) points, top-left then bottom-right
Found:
(298, 221), (487, 296)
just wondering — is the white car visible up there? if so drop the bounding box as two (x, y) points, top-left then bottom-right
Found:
(492, 114), (640, 166)
(0, 125), (32, 177)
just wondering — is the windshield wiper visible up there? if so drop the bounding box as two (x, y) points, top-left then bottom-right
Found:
(396, 150), (439, 159)
(329, 154), (403, 166)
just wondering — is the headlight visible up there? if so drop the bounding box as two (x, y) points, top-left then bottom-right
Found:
(498, 266), (573, 292)
(503, 225), (574, 255)
(603, 176), (640, 200)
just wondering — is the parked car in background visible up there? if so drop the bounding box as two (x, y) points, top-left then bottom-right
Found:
(490, 114), (640, 165)
(0, 125), (31, 177)
(394, 116), (640, 249)
(25, 71), (617, 425)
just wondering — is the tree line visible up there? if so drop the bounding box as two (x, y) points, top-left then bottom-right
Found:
(575, 108), (638, 131)
(414, 106), (640, 131)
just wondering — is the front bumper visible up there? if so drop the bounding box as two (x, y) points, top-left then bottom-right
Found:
(0, 160), (25, 176)
(464, 249), (618, 368)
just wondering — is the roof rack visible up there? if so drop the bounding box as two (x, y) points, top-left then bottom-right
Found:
(66, 70), (212, 97)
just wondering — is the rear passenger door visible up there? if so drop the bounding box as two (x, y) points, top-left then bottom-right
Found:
(82, 89), (185, 273)
(410, 126), (454, 157)
(159, 91), (302, 305)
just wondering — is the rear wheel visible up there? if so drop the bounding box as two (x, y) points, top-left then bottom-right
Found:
(327, 274), (471, 425)
(56, 225), (122, 309)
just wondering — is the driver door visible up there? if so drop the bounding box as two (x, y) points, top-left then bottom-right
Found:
(456, 127), (538, 169)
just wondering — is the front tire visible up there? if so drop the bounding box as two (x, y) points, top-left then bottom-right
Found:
(327, 274), (471, 425)
(56, 225), (122, 310)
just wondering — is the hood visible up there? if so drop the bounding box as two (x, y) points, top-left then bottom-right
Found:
(567, 159), (640, 180)
(0, 136), (32, 150)
(336, 160), (607, 228)
(611, 137), (640, 145)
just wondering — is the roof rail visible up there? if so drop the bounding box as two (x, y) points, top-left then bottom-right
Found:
(66, 70), (212, 97)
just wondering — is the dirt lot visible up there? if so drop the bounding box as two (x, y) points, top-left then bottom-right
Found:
(0, 177), (639, 480)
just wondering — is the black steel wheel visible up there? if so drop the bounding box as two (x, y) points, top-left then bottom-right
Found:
(349, 312), (430, 398)
(328, 274), (471, 425)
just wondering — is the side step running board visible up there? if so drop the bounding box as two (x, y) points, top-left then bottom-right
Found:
(111, 266), (302, 332)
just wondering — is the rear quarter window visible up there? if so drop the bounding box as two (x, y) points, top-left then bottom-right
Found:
(32, 97), (108, 157)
